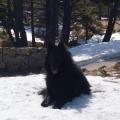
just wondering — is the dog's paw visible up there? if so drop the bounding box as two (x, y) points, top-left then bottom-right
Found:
(41, 96), (53, 107)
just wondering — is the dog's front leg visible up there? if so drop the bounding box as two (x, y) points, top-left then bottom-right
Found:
(41, 95), (53, 107)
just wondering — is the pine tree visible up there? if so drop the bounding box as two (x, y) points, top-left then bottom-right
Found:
(61, 0), (72, 45)
(45, 0), (58, 46)
(103, 0), (119, 42)
(30, 0), (36, 47)
(71, 0), (102, 43)
(13, 0), (27, 47)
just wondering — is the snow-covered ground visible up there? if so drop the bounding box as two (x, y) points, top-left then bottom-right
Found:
(10, 27), (45, 43)
(88, 32), (120, 43)
(0, 74), (120, 120)
(1, 31), (120, 119)
(70, 41), (120, 66)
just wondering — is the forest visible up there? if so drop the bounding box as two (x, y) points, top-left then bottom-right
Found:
(0, 0), (120, 47)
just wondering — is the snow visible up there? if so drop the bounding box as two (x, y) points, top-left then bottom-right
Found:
(0, 74), (120, 120)
(88, 32), (120, 43)
(11, 27), (45, 43)
(1, 32), (120, 119)
(24, 26), (45, 43)
(70, 41), (120, 66)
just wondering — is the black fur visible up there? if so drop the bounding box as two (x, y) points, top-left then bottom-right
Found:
(41, 42), (91, 109)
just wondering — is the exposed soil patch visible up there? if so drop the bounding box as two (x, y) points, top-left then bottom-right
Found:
(82, 59), (120, 78)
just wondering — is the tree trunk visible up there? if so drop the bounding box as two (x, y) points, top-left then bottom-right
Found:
(103, 0), (119, 42)
(30, 0), (36, 47)
(85, 23), (89, 43)
(45, 0), (58, 47)
(98, 3), (102, 20)
(61, 0), (72, 45)
(6, 0), (14, 44)
(13, 0), (27, 47)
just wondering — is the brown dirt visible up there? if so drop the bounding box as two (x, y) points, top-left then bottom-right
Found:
(81, 58), (120, 77)
(100, 20), (120, 32)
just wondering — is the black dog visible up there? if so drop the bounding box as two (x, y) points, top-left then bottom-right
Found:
(41, 42), (91, 109)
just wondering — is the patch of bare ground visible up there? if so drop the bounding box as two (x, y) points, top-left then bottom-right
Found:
(82, 60), (120, 78)
(100, 20), (120, 32)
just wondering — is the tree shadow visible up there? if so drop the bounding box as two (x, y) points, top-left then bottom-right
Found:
(62, 94), (92, 112)
(0, 69), (45, 77)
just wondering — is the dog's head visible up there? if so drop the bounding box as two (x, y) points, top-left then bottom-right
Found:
(46, 42), (68, 74)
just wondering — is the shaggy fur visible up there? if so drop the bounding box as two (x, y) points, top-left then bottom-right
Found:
(41, 42), (91, 109)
